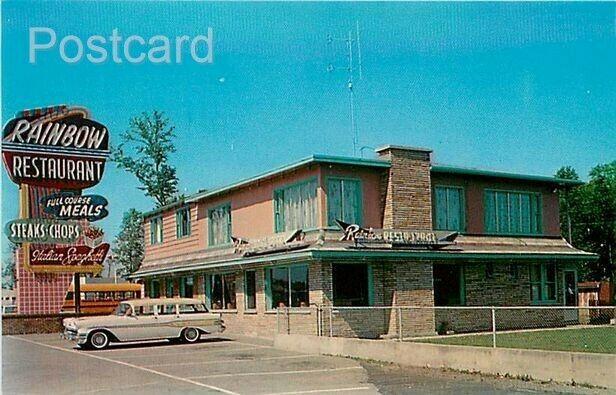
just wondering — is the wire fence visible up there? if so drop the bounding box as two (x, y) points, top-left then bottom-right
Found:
(276, 306), (616, 354)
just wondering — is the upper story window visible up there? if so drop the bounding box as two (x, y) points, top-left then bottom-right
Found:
(327, 178), (362, 226)
(274, 178), (317, 232)
(484, 190), (542, 235)
(176, 206), (191, 238)
(208, 203), (232, 246)
(150, 216), (163, 244)
(434, 186), (465, 231)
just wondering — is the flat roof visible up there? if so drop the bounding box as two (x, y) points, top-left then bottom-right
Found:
(431, 164), (584, 186)
(144, 154), (390, 217)
(143, 153), (583, 218)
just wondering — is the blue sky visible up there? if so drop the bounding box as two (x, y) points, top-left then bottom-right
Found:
(2, 2), (615, 260)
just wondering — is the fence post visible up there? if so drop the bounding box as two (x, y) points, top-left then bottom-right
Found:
(491, 307), (496, 348)
(398, 307), (403, 342)
(286, 307), (290, 335)
(276, 308), (280, 334)
(329, 307), (333, 337)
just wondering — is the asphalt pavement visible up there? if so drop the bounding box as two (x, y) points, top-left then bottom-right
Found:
(1, 334), (608, 395)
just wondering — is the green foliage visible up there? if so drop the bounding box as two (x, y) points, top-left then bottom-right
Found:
(2, 242), (17, 289)
(111, 208), (145, 277)
(556, 162), (616, 282)
(111, 111), (179, 207)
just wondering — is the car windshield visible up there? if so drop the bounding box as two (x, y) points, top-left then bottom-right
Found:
(115, 303), (132, 316)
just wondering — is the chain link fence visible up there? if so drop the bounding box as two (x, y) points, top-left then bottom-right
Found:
(277, 306), (616, 354)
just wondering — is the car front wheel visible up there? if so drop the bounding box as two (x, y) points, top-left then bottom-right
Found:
(181, 327), (200, 343)
(88, 331), (109, 350)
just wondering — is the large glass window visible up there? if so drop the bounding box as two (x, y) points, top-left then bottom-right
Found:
(176, 206), (191, 238)
(150, 216), (163, 244)
(434, 186), (465, 231)
(150, 279), (160, 298)
(208, 204), (232, 246)
(265, 265), (309, 309)
(165, 279), (174, 298)
(274, 179), (317, 232)
(434, 264), (465, 306)
(210, 273), (236, 310)
(179, 276), (194, 298)
(485, 190), (542, 234)
(327, 178), (362, 226)
(244, 271), (256, 310)
(530, 263), (557, 303)
(332, 264), (369, 306)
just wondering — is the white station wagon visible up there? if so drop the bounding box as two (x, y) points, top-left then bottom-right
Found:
(63, 298), (225, 349)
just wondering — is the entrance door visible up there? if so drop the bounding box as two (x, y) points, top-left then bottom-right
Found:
(564, 270), (578, 323)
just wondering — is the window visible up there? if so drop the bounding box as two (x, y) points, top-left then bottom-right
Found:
(150, 280), (160, 298)
(332, 264), (369, 306)
(210, 273), (236, 310)
(137, 305), (155, 316)
(179, 276), (194, 298)
(434, 186), (465, 231)
(274, 179), (317, 232)
(265, 265), (309, 309)
(165, 279), (174, 298)
(208, 204), (231, 246)
(327, 178), (362, 226)
(434, 264), (465, 306)
(244, 270), (256, 310)
(530, 263), (557, 303)
(176, 206), (191, 238)
(179, 303), (208, 313)
(158, 304), (176, 315)
(485, 190), (541, 235)
(150, 216), (163, 244)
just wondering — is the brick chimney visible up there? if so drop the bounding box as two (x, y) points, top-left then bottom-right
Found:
(376, 145), (433, 230)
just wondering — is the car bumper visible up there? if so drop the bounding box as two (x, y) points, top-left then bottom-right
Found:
(62, 329), (88, 345)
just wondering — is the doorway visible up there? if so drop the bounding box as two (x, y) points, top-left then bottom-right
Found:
(564, 270), (578, 323)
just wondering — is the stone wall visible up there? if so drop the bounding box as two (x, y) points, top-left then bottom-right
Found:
(2, 312), (101, 335)
(377, 146), (433, 230)
(434, 262), (568, 334)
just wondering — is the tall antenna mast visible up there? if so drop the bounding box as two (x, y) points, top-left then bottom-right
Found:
(327, 22), (364, 156)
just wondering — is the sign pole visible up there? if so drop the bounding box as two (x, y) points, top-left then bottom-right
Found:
(74, 273), (81, 315)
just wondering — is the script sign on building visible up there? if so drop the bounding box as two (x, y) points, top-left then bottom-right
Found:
(1, 105), (109, 189)
(336, 220), (457, 249)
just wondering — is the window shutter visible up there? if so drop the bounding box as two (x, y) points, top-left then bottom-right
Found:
(327, 179), (342, 226)
(484, 191), (497, 233)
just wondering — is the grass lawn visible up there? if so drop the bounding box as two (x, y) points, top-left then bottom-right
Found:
(413, 326), (616, 354)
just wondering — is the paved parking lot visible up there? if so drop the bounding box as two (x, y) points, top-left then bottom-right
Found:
(2, 334), (607, 394)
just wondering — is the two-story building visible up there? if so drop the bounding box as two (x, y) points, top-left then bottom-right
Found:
(131, 145), (594, 337)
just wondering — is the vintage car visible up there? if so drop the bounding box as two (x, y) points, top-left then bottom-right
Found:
(62, 298), (225, 349)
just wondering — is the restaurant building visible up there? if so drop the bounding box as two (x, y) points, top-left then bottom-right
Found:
(131, 145), (594, 337)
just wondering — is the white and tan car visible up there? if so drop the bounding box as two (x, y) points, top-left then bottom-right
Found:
(62, 298), (225, 349)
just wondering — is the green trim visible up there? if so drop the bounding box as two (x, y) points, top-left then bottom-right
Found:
(484, 189), (542, 235)
(326, 176), (364, 227)
(431, 164), (584, 186)
(433, 185), (465, 232)
(183, 155), (389, 205)
(175, 205), (191, 239)
(208, 202), (232, 247)
(149, 215), (163, 245)
(263, 263), (309, 310)
(131, 248), (597, 279)
(530, 263), (558, 304)
(273, 177), (318, 233)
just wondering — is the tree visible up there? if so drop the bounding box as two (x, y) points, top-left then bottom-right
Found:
(2, 245), (17, 289)
(556, 162), (616, 284)
(112, 209), (145, 278)
(112, 111), (179, 207)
